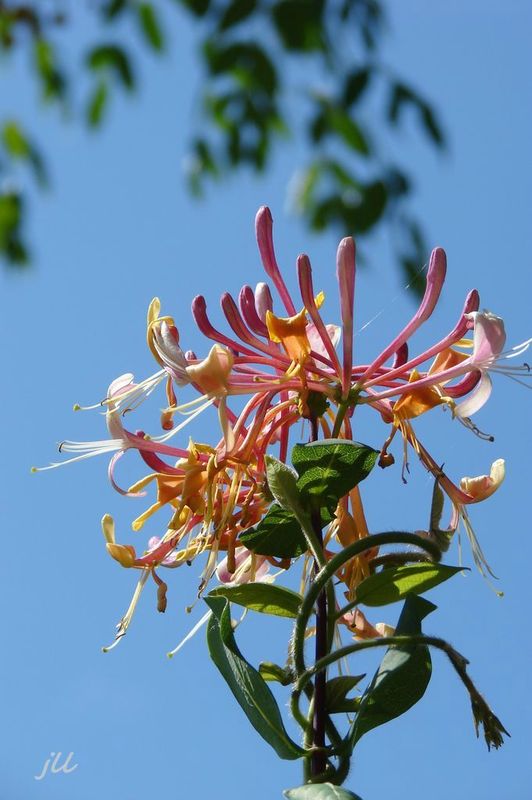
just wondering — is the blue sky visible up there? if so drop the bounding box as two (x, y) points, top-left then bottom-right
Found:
(1, 2), (531, 799)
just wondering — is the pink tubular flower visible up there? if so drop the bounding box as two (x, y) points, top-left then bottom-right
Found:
(454, 311), (532, 418)
(40, 205), (527, 653)
(362, 308), (530, 420)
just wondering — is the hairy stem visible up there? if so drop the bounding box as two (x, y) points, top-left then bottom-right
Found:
(309, 414), (328, 778)
(310, 506), (328, 777)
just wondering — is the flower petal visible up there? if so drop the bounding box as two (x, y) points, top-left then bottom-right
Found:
(454, 372), (493, 418)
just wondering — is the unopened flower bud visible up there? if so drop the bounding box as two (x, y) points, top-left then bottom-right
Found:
(157, 581), (168, 613)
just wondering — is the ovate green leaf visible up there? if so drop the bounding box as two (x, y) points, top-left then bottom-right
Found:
(350, 595), (435, 745)
(208, 582), (302, 618)
(138, 4), (165, 51)
(292, 439), (377, 513)
(239, 504), (306, 559)
(265, 454), (302, 514)
(326, 674), (365, 713)
(354, 563), (464, 607)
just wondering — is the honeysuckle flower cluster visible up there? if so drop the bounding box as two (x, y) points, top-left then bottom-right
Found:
(36, 207), (531, 654)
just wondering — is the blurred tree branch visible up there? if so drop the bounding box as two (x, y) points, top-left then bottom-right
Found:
(0, 0), (445, 291)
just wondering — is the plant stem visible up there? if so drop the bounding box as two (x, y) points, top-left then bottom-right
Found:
(309, 414), (328, 778)
(310, 507), (328, 777)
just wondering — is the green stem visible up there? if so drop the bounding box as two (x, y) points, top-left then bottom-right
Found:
(294, 633), (507, 751)
(291, 532), (441, 677)
(331, 401), (349, 438)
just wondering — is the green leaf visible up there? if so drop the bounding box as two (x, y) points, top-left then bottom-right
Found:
(239, 504), (307, 559)
(2, 121), (30, 158)
(86, 81), (108, 128)
(351, 180), (388, 233)
(204, 41), (278, 96)
(33, 38), (66, 101)
(342, 68), (371, 107)
(138, 3), (164, 51)
(0, 190), (29, 265)
(292, 439), (378, 514)
(101, 0), (129, 19)
(208, 583), (302, 618)
(327, 106), (370, 155)
(326, 675), (365, 713)
(177, 0), (211, 16)
(420, 103), (445, 147)
(218, 0), (257, 30)
(205, 596), (304, 759)
(87, 45), (135, 90)
(271, 0), (325, 52)
(354, 563), (464, 607)
(265, 455), (302, 513)
(284, 784), (363, 800)
(1, 122), (48, 188)
(350, 596), (435, 745)
(259, 661), (294, 685)
(387, 82), (445, 148)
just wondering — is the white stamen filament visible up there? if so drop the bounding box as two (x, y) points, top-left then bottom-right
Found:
(102, 569), (151, 652)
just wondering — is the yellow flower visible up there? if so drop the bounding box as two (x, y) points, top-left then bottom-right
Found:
(265, 307), (312, 364)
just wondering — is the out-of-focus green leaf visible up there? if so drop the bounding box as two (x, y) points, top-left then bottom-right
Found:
(310, 99), (370, 154)
(271, 0), (325, 51)
(205, 595), (305, 760)
(350, 596), (435, 746)
(327, 106), (370, 154)
(86, 81), (109, 127)
(33, 38), (67, 101)
(204, 41), (278, 95)
(239, 505), (307, 559)
(1, 122), (48, 187)
(138, 3), (164, 51)
(101, 0), (129, 19)
(342, 68), (371, 107)
(87, 44), (135, 89)
(388, 82), (445, 147)
(0, 190), (29, 265)
(420, 103), (444, 147)
(176, 0), (211, 16)
(218, 0), (257, 30)
(352, 179), (387, 232)
(208, 583), (303, 618)
(2, 121), (30, 158)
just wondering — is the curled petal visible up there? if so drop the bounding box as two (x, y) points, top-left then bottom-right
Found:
(186, 344), (234, 395)
(216, 546), (269, 584)
(469, 311), (507, 364)
(307, 323), (341, 360)
(454, 372), (493, 418)
(460, 458), (505, 502)
(107, 542), (137, 568)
